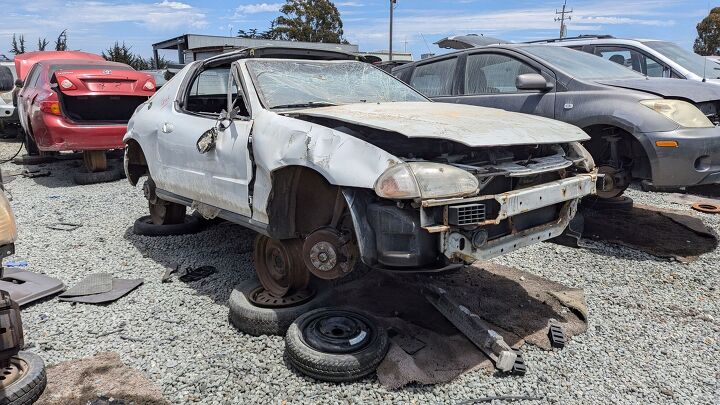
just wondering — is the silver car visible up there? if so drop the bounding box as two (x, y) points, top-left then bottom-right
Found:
(123, 47), (598, 297)
(534, 35), (720, 84)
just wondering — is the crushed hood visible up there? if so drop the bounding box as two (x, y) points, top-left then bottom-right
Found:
(287, 102), (589, 147)
(596, 78), (720, 103)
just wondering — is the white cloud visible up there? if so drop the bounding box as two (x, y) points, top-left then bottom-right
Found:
(235, 3), (282, 15)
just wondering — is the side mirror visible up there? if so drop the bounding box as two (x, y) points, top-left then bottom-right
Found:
(196, 127), (218, 154)
(14, 79), (23, 89)
(516, 73), (553, 91)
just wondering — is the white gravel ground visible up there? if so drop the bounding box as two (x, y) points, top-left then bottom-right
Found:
(0, 140), (718, 404)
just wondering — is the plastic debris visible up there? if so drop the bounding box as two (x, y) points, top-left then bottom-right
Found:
(4, 260), (28, 268)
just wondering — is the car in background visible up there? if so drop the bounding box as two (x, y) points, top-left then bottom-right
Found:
(140, 69), (168, 89)
(531, 35), (720, 84)
(0, 62), (18, 126)
(124, 46), (597, 298)
(15, 52), (155, 174)
(393, 44), (720, 197)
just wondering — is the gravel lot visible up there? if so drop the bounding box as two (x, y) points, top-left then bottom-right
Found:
(0, 139), (718, 404)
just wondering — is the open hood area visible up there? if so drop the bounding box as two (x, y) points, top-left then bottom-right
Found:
(287, 102), (589, 147)
(596, 78), (720, 103)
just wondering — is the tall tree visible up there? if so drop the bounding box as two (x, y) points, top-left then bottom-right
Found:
(55, 29), (68, 51)
(695, 7), (720, 55)
(37, 37), (49, 51)
(270, 0), (346, 43)
(10, 34), (26, 55)
(102, 42), (136, 66)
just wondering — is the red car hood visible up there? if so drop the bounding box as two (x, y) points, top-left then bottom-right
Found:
(54, 69), (156, 97)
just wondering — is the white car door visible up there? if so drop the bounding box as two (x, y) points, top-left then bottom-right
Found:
(156, 64), (253, 218)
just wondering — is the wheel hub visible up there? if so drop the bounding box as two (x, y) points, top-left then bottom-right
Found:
(302, 229), (357, 280)
(597, 165), (630, 199)
(254, 236), (309, 298)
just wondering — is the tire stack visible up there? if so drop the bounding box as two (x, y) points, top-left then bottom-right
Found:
(228, 279), (389, 383)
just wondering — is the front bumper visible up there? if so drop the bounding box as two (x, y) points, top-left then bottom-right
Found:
(35, 114), (126, 152)
(425, 173), (597, 263)
(644, 127), (720, 187)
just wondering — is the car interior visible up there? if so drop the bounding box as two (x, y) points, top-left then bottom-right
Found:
(185, 66), (249, 118)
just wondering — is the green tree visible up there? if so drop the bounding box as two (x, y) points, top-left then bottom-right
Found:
(10, 34), (26, 55)
(270, 0), (346, 43)
(102, 42), (169, 70)
(55, 29), (68, 51)
(695, 7), (720, 55)
(37, 37), (49, 51)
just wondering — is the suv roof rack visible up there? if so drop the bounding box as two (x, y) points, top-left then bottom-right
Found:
(525, 34), (615, 44)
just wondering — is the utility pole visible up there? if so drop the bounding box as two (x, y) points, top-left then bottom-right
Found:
(389, 0), (397, 61)
(555, 0), (572, 38)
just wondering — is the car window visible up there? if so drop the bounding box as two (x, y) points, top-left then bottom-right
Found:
(409, 58), (457, 97)
(520, 45), (643, 80)
(0, 66), (12, 92)
(25, 64), (42, 87)
(185, 67), (236, 116)
(464, 53), (538, 94)
(595, 46), (666, 77)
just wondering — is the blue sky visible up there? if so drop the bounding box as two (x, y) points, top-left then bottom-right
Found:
(1, 0), (713, 61)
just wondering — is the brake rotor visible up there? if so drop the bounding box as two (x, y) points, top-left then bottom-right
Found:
(597, 165), (630, 199)
(302, 229), (358, 280)
(692, 203), (720, 214)
(0, 357), (27, 389)
(254, 236), (309, 298)
(248, 286), (315, 309)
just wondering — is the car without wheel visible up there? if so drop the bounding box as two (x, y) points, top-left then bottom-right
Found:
(394, 43), (720, 196)
(124, 47), (598, 297)
(15, 51), (155, 174)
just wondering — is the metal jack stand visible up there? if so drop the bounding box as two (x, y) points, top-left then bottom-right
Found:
(423, 285), (518, 372)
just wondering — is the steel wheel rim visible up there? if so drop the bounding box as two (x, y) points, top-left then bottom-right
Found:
(83, 151), (107, 173)
(302, 311), (373, 354)
(255, 237), (309, 297)
(0, 357), (27, 389)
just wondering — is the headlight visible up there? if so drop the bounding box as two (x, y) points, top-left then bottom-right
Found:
(0, 193), (17, 246)
(640, 99), (714, 128)
(374, 162), (479, 200)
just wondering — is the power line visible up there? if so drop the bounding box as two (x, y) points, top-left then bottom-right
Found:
(554, 0), (573, 39)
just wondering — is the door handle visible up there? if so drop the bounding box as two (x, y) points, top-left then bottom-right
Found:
(161, 122), (174, 133)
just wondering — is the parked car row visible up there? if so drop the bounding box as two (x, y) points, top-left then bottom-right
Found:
(394, 40), (720, 196)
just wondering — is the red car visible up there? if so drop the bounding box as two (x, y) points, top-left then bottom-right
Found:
(15, 52), (155, 173)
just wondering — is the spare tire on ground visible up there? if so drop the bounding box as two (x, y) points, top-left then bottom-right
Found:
(73, 166), (125, 185)
(132, 214), (203, 237)
(228, 279), (324, 337)
(285, 308), (389, 383)
(0, 351), (47, 405)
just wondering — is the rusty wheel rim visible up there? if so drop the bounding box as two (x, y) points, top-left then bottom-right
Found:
(83, 151), (107, 173)
(692, 203), (720, 214)
(248, 286), (315, 308)
(0, 357), (27, 390)
(148, 201), (185, 225)
(596, 166), (627, 199)
(254, 236), (309, 298)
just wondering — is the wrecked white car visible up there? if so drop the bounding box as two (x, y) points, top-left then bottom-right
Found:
(124, 47), (598, 297)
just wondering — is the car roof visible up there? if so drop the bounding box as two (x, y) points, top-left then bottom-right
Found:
(201, 46), (364, 67)
(14, 51), (104, 80)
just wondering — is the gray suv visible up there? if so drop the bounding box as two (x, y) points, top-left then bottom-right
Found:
(393, 44), (720, 197)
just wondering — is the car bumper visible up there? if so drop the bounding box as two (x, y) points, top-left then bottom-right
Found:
(645, 127), (720, 187)
(36, 114), (126, 151)
(422, 173), (598, 263)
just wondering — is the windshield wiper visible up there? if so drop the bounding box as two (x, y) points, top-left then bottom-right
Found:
(272, 101), (337, 109)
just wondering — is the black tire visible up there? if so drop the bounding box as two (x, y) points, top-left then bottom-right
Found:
(0, 352), (47, 405)
(23, 129), (39, 156)
(285, 308), (389, 383)
(581, 196), (633, 211)
(228, 279), (325, 337)
(132, 214), (203, 237)
(73, 166), (125, 185)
